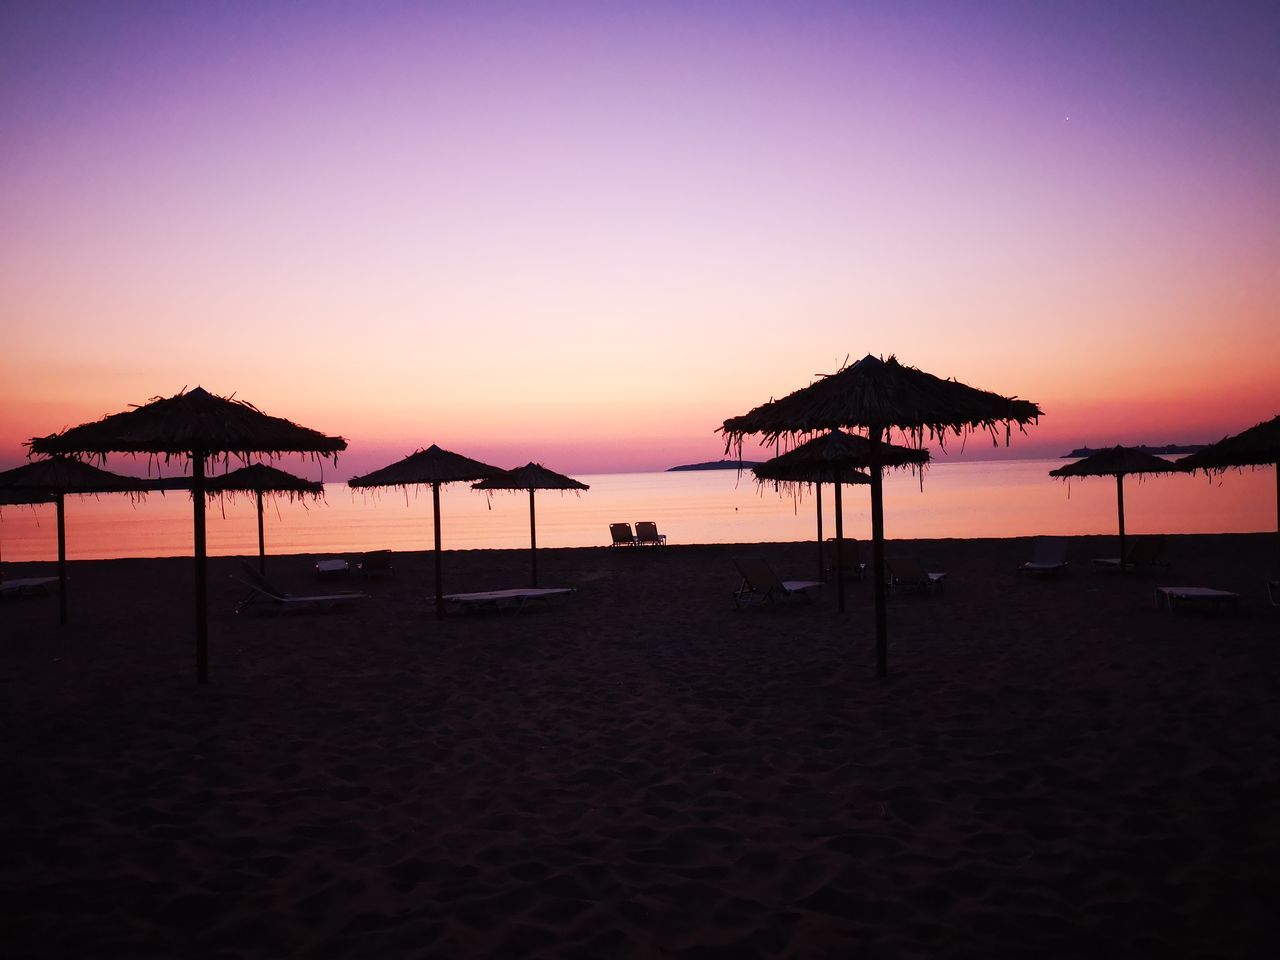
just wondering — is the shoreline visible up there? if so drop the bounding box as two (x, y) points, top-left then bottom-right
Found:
(2, 529), (1277, 570)
(4, 532), (1278, 958)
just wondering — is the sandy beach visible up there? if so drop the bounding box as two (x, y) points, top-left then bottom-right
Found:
(2, 533), (1278, 958)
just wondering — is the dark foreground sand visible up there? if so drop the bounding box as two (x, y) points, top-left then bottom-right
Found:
(2, 534), (1279, 959)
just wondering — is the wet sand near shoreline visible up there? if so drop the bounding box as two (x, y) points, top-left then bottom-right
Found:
(3, 534), (1279, 958)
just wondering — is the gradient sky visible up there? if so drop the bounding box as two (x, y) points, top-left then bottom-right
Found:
(2, 1), (1277, 478)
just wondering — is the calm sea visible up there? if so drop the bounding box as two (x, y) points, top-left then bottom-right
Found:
(0, 459), (1273, 563)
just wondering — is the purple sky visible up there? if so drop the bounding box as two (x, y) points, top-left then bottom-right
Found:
(2, 1), (1277, 476)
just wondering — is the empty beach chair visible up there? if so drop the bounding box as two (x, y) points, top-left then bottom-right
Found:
(1019, 536), (1069, 576)
(314, 558), (350, 578)
(824, 537), (866, 580)
(234, 562), (368, 614)
(442, 587), (574, 613)
(1093, 535), (1167, 572)
(609, 523), (638, 547)
(1154, 585), (1240, 615)
(732, 557), (821, 608)
(0, 576), (58, 599)
(888, 557), (947, 593)
(635, 521), (667, 546)
(358, 550), (395, 578)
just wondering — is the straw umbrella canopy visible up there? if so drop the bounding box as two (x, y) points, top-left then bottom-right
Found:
(1049, 447), (1176, 571)
(201, 463), (325, 574)
(0, 456), (153, 624)
(1176, 414), (1280, 567)
(752, 430), (928, 612)
(474, 463), (589, 587)
(29, 387), (346, 682)
(349, 444), (503, 618)
(723, 354), (1040, 677)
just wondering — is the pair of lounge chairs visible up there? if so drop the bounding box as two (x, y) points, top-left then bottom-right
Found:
(609, 522), (667, 547)
(1017, 535), (1169, 577)
(234, 562), (368, 614)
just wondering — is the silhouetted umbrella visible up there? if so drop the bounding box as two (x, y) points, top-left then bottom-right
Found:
(349, 445), (502, 618)
(1050, 447), (1176, 571)
(1177, 414), (1280, 567)
(30, 387), (345, 682)
(0, 456), (152, 624)
(474, 463), (589, 587)
(723, 354), (1040, 677)
(753, 430), (929, 611)
(203, 463), (324, 574)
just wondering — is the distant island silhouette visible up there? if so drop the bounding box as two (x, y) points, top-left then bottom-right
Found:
(667, 459), (761, 472)
(1062, 444), (1203, 458)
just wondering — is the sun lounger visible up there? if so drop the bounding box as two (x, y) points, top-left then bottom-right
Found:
(732, 557), (821, 608)
(635, 521), (667, 545)
(1269, 579), (1279, 607)
(888, 557), (946, 593)
(1155, 585), (1239, 615)
(609, 523), (638, 547)
(1093, 535), (1167, 572)
(442, 587), (573, 613)
(314, 558), (350, 578)
(234, 562), (368, 614)
(824, 538), (866, 580)
(1019, 536), (1069, 576)
(0, 576), (59, 599)
(358, 550), (395, 578)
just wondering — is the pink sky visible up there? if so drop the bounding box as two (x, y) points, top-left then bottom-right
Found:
(2, 2), (1276, 479)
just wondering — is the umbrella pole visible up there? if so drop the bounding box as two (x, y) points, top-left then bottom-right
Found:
(834, 469), (845, 613)
(529, 488), (538, 588)
(869, 431), (888, 678)
(257, 491), (266, 575)
(433, 481), (444, 620)
(56, 492), (67, 626)
(815, 481), (824, 582)
(1116, 474), (1126, 572)
(194, 451), (209, 684)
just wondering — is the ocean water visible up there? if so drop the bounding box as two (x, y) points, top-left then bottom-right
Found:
(0, 459), (1273, 563)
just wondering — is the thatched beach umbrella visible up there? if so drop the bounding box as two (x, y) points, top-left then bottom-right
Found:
(723, 354), (1040, 677)
(474, 463), (589, 587)
(30, 387), (345, 682)
(203, 463), (324, 574)
(1177, 414), (1280, 568)
(753, 430), (929, 612)
(1050, 447), (1176, 571)
(0, 456), (153, 624)
(349, 445), (503, 618)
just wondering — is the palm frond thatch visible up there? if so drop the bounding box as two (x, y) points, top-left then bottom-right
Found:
(752, 430), (927, 487)
(721, 354), (1041, 451)
(1049, 446), (1177, 479)
(204, 463), (324, 501)
(0, 456), (153, 495)
(29, 386), (346, 462)
(349, 444), (503, 489)
(0, 490), (54, 506)
(1176, 415), (1280, 472)
(473, 463), (589, 492)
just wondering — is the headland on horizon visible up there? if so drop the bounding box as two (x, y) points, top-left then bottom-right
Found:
(666, 459), (762, 472)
